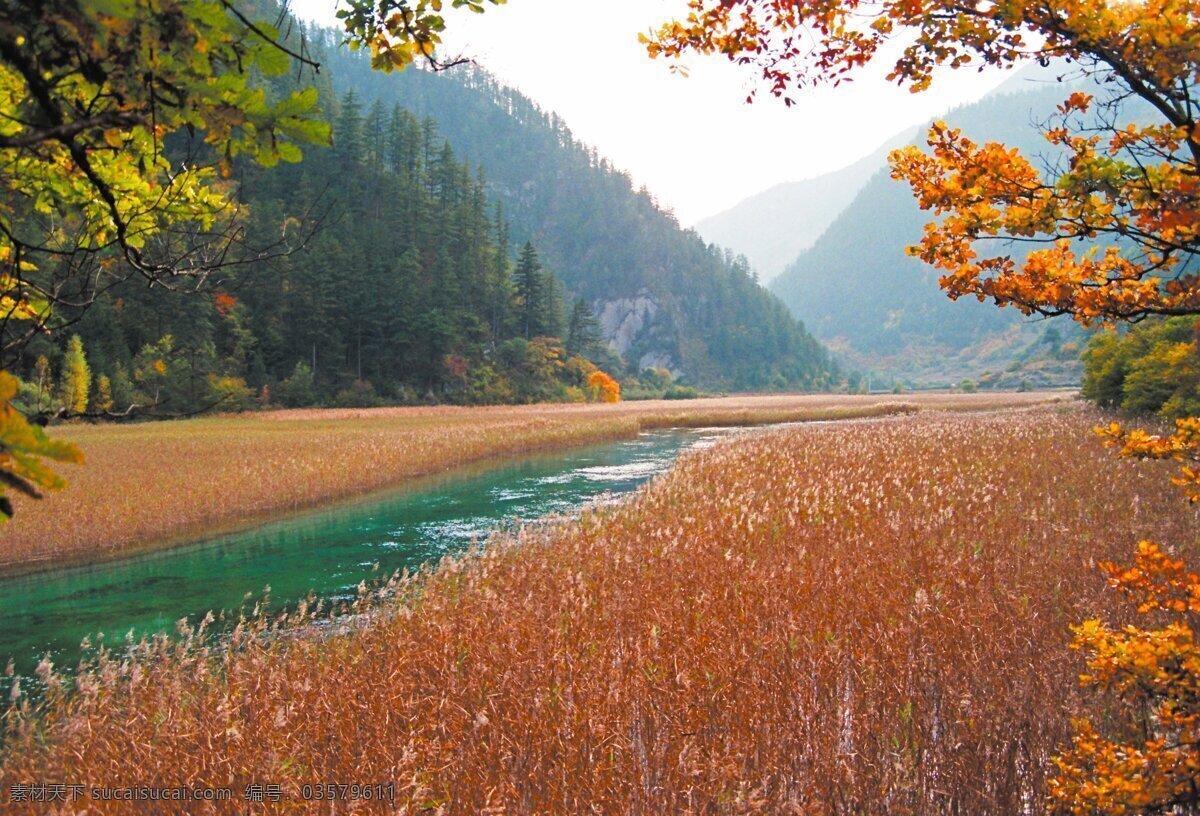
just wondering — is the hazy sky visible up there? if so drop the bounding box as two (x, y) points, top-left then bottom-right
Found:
(287, 0), (1013, 224)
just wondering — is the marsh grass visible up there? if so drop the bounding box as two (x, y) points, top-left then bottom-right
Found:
(0, 392), (1062, 573)
(1, 403), (1186, 814)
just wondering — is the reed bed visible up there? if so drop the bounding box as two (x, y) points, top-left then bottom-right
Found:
(1, 403), (1187, 814)
(0, 391), (1059, 574)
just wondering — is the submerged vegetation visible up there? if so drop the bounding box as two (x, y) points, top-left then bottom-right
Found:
(1, 405), (1189, 813)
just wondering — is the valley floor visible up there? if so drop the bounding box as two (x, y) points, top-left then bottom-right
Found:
(0, 392), (1061, 575)
(3, 398), (1186, 814)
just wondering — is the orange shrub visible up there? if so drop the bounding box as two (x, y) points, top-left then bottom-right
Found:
(587, 370), (620, 403)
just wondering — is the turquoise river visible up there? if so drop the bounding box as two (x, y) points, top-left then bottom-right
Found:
(0, 426), (737, 678)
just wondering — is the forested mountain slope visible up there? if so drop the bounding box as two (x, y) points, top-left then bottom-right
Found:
(318, 34), (833, 389)
(769, 82), (1089, 385)
(11, 9), (839, 413)
(63, 99), (581, 409)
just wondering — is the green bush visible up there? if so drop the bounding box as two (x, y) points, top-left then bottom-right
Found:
(207, 375), (256, 412)
(277, 362), (317, 408)
(333, 379), (383, 408)
(663, 384), (699, 400)
(1081, 317), (1200, 418)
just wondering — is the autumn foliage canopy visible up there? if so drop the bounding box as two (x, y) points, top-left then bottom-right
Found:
(647, 0), (1200, 326)
(1051, 541), (1200, 813)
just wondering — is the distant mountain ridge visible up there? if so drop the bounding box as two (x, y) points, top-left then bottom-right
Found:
(764, 73), (1097, 385)
(691, 62), (1076, 285)
(693, 128), (917, 283)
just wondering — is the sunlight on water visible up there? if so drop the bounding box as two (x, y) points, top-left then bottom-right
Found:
(577, 461), (668, 481)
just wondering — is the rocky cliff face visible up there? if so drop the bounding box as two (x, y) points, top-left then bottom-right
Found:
(596, 295), (680, 375)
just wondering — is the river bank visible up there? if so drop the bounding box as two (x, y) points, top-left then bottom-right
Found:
(1, 392), (1067, 577)
(0, 427), (721, 678)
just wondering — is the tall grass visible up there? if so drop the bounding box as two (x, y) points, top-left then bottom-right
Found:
(1, 404), (1186, 813)
(0, 392), (1060, 574)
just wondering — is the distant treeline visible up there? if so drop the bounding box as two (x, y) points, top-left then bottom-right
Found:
(11, 90), (637, 415)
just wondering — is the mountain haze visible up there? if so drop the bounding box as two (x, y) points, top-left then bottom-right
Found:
(692, 63), (1075, 286)
(768, 79), (1091, 385)
(693, 129), (917, 283)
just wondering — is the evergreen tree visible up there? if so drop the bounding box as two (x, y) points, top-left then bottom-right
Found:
(539, 271), (565, 340)
(488, 203), (514, 346)
(514, 242), (543, 341)
(566, 298), (603, 359)
(278, 361), (316, 408)
(334, 89), (364, 166)
(363, 97), (387, 169)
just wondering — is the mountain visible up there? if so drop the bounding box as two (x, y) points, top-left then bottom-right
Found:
(693, 128), (917, 283)
(314, 32), (835, 390)
(691, 62), (1076, 286)
(20, 13), (840, 411)
(768, 77), (1093, 386)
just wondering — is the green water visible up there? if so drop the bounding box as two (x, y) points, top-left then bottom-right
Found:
(0, 427), (730, 677)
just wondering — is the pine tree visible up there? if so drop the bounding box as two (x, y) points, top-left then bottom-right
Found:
(488, 203), (514, 346)
(539, 270), (564, 339)
(385, 103), (409, 176)
(363, 98), (387, 170)
(420, 117), (440, 196)
(566, 298), (602, 359)
(334, 89), (364, 166)
(514, 242), (543, 341)
(59, 335), (90, 415)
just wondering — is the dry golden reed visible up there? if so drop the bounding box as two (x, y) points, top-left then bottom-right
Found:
(0, 392), (1057, 574)
(1, 402), (1188, 814)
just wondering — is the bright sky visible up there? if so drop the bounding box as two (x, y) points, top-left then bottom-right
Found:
(286, 0), (1013, 225)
